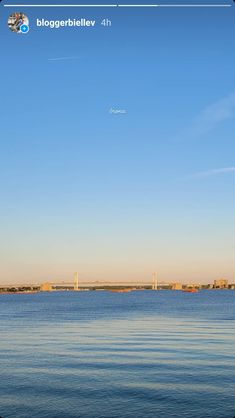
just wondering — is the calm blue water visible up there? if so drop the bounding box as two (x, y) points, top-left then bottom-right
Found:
(0, 290), (234, 418)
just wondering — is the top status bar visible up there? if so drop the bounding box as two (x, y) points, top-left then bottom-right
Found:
(3, 3), (233, 7)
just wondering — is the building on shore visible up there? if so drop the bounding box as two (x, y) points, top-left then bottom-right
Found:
(40, 282), (52, 292)
(171, 282), (182, 291)
(213, 279), (228, 289)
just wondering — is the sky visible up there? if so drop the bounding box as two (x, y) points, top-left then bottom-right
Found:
(0, 0), (235, 285)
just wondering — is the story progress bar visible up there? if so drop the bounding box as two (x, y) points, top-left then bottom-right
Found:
(3, 3), (233, 8)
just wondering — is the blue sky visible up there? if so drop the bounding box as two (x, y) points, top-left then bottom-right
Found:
(0, 2), (235, 284)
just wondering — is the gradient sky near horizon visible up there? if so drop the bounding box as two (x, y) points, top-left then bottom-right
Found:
(0, 0), (235, 284)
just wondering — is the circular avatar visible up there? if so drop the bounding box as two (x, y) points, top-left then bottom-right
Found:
(8, 12), (29, 34)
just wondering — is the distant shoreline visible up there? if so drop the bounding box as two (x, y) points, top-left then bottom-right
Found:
(0, 288), (234, 295)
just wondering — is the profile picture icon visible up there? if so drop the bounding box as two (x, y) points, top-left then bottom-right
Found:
(8, 12), (29, 34)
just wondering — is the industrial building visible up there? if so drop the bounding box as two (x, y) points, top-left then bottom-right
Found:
(40, 282), (52, 292)
(171, 282), (183, 291)
(213, 279), (228, 289)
